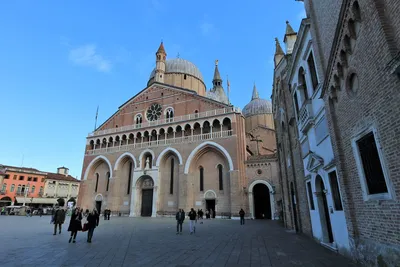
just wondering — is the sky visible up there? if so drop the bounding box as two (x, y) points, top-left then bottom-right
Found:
(0, 0), (306, 178)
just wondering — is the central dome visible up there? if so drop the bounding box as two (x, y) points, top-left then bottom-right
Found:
(149, 58), (204, 82)
(243, 84), (273, 117)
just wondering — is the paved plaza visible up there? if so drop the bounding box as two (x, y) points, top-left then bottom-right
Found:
(0, 216), (359, 267)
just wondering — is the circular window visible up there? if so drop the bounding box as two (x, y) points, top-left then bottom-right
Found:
(146, 103), (162, 121)
(257, 169), (262, 175)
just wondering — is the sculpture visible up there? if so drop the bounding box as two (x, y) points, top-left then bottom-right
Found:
(145, 157), (150, 170)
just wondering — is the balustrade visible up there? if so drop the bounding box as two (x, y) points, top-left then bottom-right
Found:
(86, 130), (234, 155)
(89, 107), (240, 137)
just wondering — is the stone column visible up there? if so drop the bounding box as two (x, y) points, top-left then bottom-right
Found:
(129, 186), (136, 217)
(151, 186), (158, 217)
(248, 192), (254, 219)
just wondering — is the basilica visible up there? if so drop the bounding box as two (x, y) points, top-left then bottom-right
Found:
(78, 42), (280, 220)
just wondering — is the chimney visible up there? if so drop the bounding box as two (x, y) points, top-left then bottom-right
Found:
(57, 167), (69, 176)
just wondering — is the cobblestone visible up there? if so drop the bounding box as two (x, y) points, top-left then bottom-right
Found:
(0, 216), (359, 266)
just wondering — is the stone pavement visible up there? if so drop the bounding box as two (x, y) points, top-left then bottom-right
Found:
(0, 216), (359, 267)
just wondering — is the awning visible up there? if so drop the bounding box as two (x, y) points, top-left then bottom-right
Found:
(15, 197), (58, 205)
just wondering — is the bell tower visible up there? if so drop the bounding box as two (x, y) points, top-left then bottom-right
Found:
(155, 42), (167, 83)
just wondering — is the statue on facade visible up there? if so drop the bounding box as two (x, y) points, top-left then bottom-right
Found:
(145, 157), (150, 170)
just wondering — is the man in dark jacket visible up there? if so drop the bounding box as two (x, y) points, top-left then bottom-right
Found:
(188, 208), (197, 234)
(53, 205), (66, 235)
(176, 209), (185, 235)
(239, 208), (245, 225)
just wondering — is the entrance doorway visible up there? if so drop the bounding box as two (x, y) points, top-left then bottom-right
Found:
(206, 199), (216, 218)
(95, 201), (102, 213)
(290, 182), (299, 232)
(141, 189), (153, 217)
(316, 175), (334, 243)
(253, 184), (271, 219)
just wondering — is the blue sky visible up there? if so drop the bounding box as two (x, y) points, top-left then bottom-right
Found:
(0, 0), (305, 178)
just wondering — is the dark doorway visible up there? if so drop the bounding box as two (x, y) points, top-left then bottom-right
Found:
(320, 181), (334, 243)
(206, 199), (216, 218)
(141, 189), (153, 217)
(290, 182), (299, 232)
(253, 184), (271, 219)
(95, 201), (102, 213)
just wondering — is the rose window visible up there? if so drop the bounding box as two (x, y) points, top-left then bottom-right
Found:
(146, 103), (162, 121)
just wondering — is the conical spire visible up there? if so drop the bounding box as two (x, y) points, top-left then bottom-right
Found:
(213, 60), (222, 81)
(252, 83), (259, 100)
(157, 41), (166, 54)
(285, 21), (296, 35)
(275, 38), (284, 55)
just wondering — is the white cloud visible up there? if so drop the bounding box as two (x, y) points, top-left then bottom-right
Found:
(68, 44), (111, 73)
(200, 21), (214, 36)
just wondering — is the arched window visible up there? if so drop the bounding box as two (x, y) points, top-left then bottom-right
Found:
(218, 164), (223, 191)
(165, 108), (174, 122)
(135, 114), (143, 127)
(199, 166), (204, 192)
(10, 184), (15, 192)
(17, 185), (21, 194)
(31, 185), (35, 193)
(95, 173), (99, 192)
(170, 158), (174, 194)
(307, 51), (319, 91)
(39, 186), (44, 195)
(298, 67), (309, 103)
(106, 172), (110, 192)
(1, 183), (6, 192)
(127, 162), (133, 195)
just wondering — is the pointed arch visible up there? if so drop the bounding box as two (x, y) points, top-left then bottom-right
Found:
(155, 147), (183, 166)
(114, 152), (137, 171)
(184, 141), (234, 174)
(83, 155), (113, 180)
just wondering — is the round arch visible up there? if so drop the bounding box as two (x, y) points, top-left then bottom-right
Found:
(95, 194), (103, 201)
(114, 152), (137, 171)
(83, 155), (113, 181)
(184, 141), (234, 174)
(248, 179), (276, 220)
(139, 149), (156, 169)
(155, 147), (183, 166)
(204, 189), (217, 199)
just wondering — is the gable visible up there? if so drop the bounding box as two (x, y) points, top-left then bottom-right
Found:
(306, 152), (324, 173)
(96, 82), (230, 132)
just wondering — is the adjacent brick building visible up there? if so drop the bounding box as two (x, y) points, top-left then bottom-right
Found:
(273, 0), (400, 266)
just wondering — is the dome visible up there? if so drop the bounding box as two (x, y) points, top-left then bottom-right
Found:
(242, 85), (273, 117)
(149, 58), (204, 82)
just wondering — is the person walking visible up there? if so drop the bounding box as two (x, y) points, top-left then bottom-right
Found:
(67, 208), (82, 243)
(239, 208), (245, 225)
(53, 205), (66, 235)
(176, 208), (185, 235)
(188, 208), (197, 234)
(86, 208), (100, 243)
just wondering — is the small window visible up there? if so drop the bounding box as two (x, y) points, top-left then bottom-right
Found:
(33, 177), (38, 182)
(95, 173), (99, 193)
(307, 182), (315, 210)
(355, 131), (388, 195)
(4, 174), (9, 179)
(41, 178), (45, 182)
(27, 177), (32, 181)
(106, 172), (110, 192)
(19, 176), (24, 181)
(199, 166), (204, 192)
(307, 52), (319, 91)
(218, 164), (223, 191)
(13, 175), (17, 180)
(184, 74), (187, 80)
(329, 171), (343, 210)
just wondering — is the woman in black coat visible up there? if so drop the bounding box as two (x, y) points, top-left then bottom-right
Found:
(86, 209), (100, 243)
(68, 208), (82, 243)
